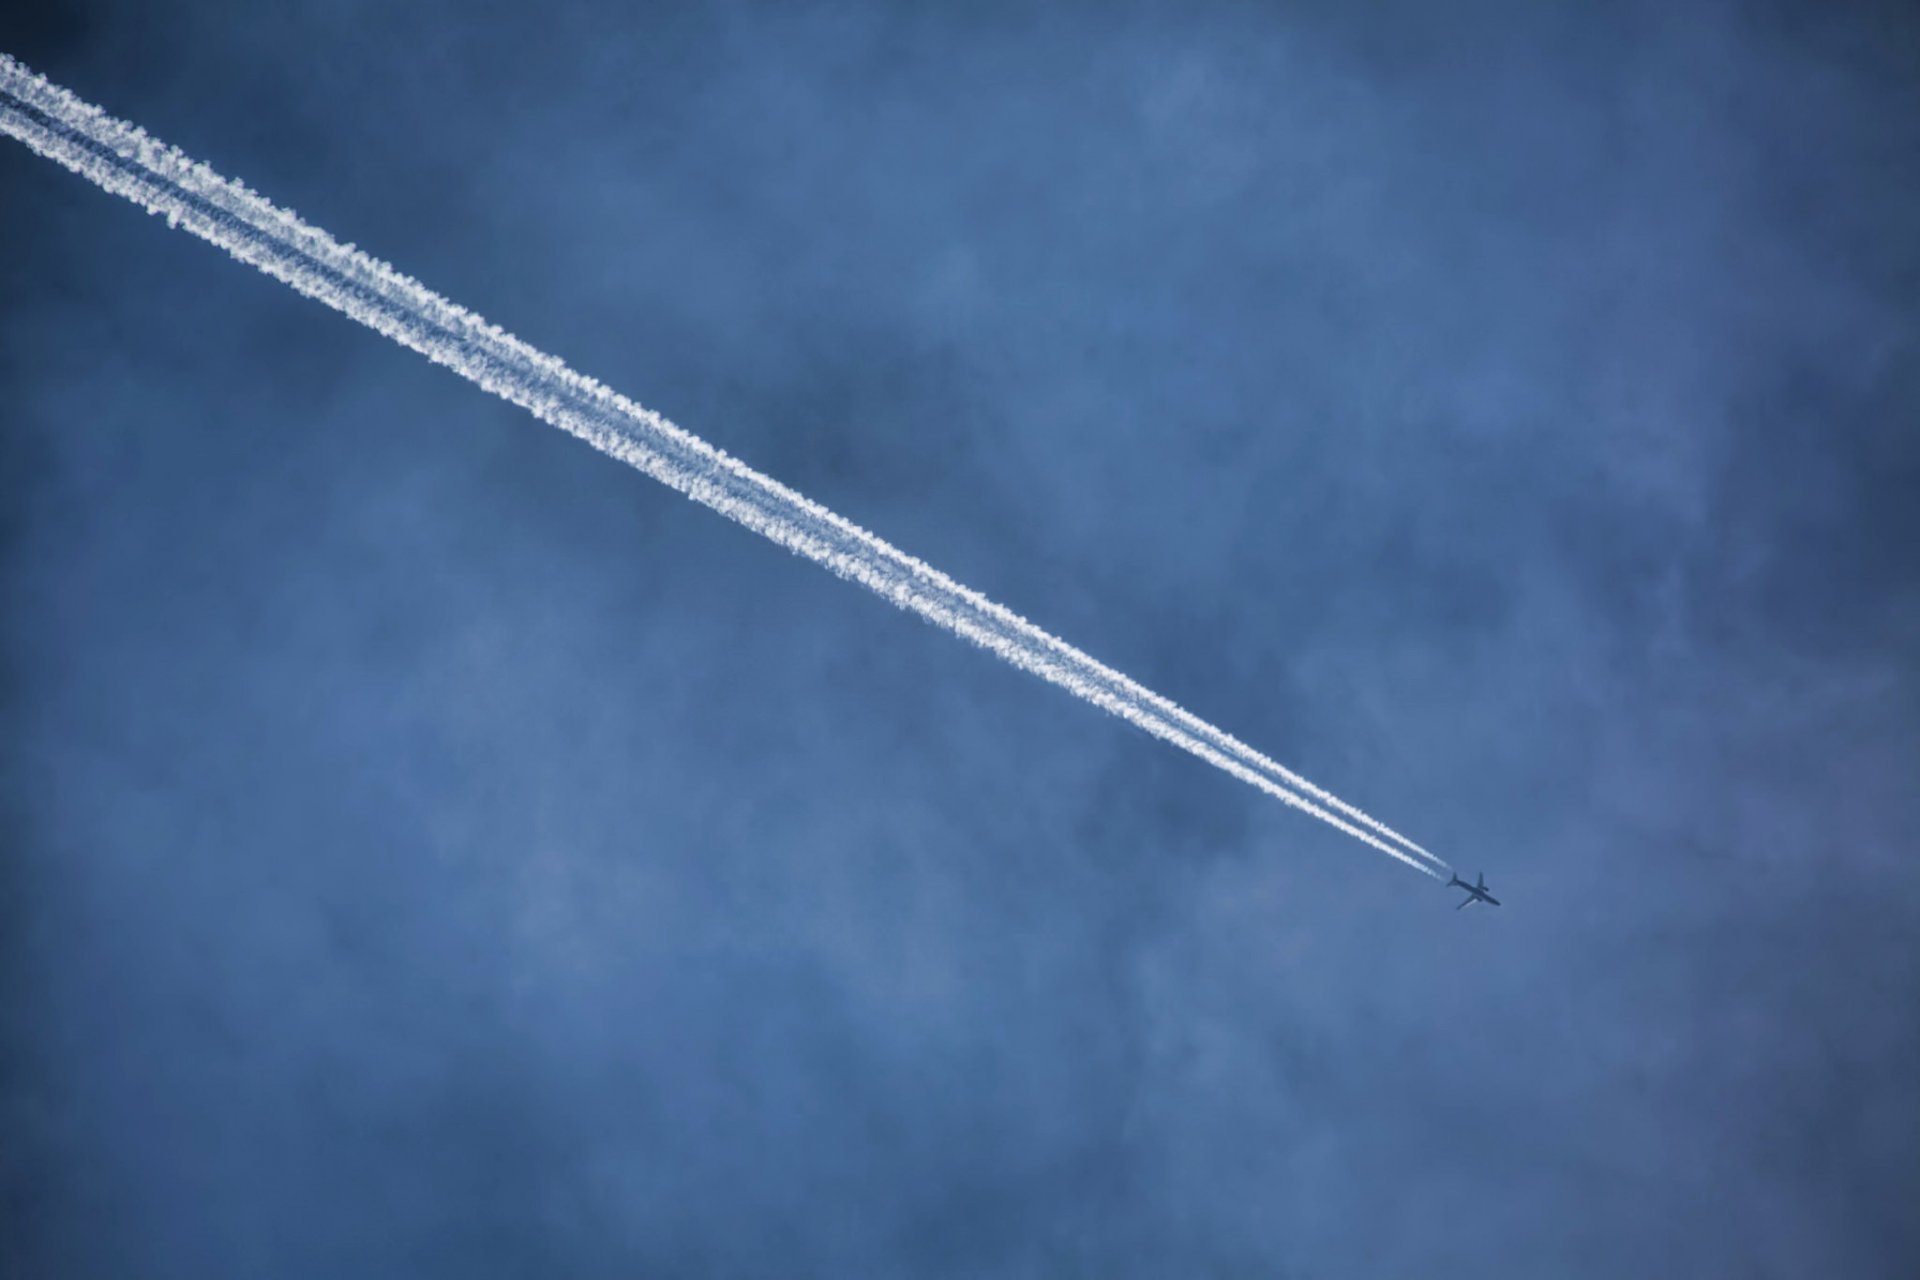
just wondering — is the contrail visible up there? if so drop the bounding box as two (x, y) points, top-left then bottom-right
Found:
(0, 54), (1449, 880)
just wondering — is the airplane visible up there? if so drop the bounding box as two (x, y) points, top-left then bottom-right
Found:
(1448, 872), (1501, 909)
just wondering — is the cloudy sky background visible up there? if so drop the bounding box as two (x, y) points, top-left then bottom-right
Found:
(4, 1), (1916, 1274)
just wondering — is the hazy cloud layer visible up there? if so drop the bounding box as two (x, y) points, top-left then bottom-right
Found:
(3, 1), (1916, 1275)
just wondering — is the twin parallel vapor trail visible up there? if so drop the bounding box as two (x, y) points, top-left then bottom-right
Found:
(0, 53), (1450, 882)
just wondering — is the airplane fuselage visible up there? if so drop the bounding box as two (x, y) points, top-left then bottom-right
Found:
(1449, 873), (1501, 908)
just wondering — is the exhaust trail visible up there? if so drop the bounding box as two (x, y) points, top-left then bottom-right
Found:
(0, 54), (1449, 880)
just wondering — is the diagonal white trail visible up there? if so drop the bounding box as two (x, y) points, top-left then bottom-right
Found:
(0, 53), (1449, 880)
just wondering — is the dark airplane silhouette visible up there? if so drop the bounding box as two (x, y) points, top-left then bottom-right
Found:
(1449, 872), (1501, 909)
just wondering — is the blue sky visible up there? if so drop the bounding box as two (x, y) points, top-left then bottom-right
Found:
(3, 2), (1917, 1275)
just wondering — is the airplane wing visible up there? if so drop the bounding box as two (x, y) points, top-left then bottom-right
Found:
(1456, 897), (1476, 910)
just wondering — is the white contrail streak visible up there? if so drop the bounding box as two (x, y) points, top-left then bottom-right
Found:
(0, 53), (1449, 880)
